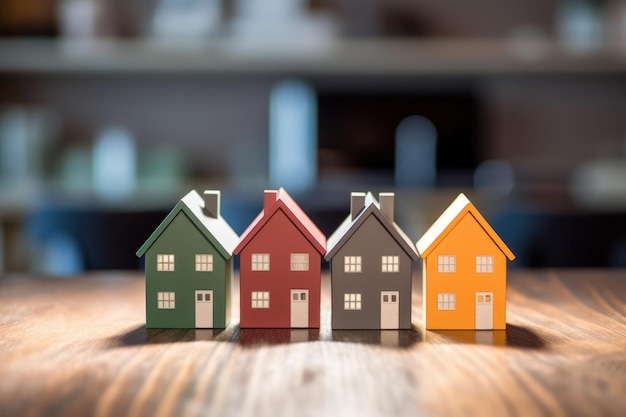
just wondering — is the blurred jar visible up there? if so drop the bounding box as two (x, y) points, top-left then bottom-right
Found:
(556, 0), (606, 52)
(0, 107), (60, 187)
(57, 0), (100, 37)
(57, 0), (149, 38)
(151, 0), (223, 39)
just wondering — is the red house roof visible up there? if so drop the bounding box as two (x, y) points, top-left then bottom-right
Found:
(234, 188), (326, 255)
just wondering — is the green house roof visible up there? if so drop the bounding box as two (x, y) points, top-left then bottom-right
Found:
(136, 190), (239, 260)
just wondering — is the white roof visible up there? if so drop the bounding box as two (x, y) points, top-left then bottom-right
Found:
(416, 193), (470, 255)
(181, 190), (240, 255)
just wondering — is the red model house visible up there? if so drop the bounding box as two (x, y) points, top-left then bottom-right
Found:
(234, 188), (326, 328)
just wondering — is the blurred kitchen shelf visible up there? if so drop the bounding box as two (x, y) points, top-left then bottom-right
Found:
(1, 37), (626, 76)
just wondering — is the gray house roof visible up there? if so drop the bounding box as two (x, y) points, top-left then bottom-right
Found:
(325, 192), (418, 261)
(136, 190), (239, 259)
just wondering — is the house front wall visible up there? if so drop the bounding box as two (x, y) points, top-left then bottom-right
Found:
(331, 216), (413, 329)
(239, 209), (321, 328)
(424, 211), (507, 330)
(145, 212), (230, 328)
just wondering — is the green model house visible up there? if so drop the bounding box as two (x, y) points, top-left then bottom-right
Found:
(136, 190), (239, 328)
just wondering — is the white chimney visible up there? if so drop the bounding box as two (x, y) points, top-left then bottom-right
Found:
(203, 190), (220, 218)
(379, 192), (394, 223)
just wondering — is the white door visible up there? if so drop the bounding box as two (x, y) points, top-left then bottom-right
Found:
(290, 289), (309, 328)
(380, 291), (400, 329)
(195, 290), (213, 328)
(475, 292), (493, 329)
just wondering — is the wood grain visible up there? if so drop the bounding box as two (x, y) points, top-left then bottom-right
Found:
(0, 270), (625, 417)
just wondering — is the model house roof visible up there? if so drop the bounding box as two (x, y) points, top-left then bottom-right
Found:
(325, 192), (419, 261)
(233, 188), (326, 255)
(136, 190), (239, 259)
(416, 193), (515, 260)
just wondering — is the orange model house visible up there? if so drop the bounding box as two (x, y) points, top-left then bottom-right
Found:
(416, 193), (515, 330)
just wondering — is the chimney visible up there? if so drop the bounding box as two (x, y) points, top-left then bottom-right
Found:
(264, 190), (278, 214)
(379, 192), (394, 223)
(350, 192), (366, 220)
(203, 190), (220, 218)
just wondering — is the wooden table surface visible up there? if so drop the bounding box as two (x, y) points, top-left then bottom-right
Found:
(1, 270), (625, 417)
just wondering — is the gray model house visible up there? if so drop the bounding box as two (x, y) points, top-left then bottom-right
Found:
(325, 192), (419, 329)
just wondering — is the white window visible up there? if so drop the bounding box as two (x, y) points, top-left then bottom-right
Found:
(195, 254), (213, 272)
(344, 256), (362, 273)
(344, 293), (362, 310)
(157, 254), (175, 271)
(290, 253), (309, 271)
(251, 254), (270, 271)
(437, 255), (455, 273)
(251, 291), (270, 308)
(157, 292), (175, 309)
(437, 293), (455, 310)
(381, 255), (399, 273)
(476, 256), (494, 273)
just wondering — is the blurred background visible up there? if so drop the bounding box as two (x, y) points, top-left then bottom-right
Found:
(1, 0), (626, 275)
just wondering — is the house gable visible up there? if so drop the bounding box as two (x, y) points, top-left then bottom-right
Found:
(137, 190), (238, 260)
(239, 207), (322, 266)
(144, 210), (224, 256)
(427, 211), (508, 272)
(234, 188), (326, 256)
(416, 193), (515, 261)
(326, 198), (418, 263)
(332, 214), (413, 276)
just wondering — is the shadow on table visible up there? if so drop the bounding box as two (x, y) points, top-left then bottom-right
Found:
(109, 324), (539, 349)
(505, 323), (546, 348)
(236, 326), (421, 349)
(328, 325), (422, 349)
(425, 324), (545, 349)
(109, 324), (423, 349)
(110, 325), (231, 346)
(237, 328), (321, 347)
(110, 325), (321, 347)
